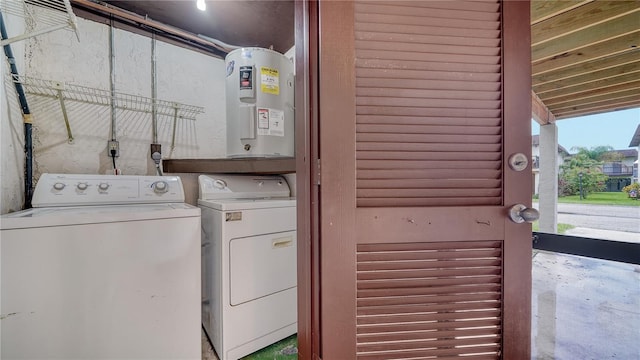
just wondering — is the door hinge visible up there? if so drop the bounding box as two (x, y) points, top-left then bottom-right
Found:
(315, 158), (321, 186)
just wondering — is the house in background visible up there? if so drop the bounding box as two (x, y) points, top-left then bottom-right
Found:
(630, 125), (640, 184)
(601, 149), (638, 191)
(531, 134), (569, 195)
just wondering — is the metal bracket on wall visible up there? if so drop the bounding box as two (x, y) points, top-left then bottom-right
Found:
(10, 75), (204, 145)
(53, 84), (74, 143)
(0, 0), (80, 46)
(170, 103), (179, 150)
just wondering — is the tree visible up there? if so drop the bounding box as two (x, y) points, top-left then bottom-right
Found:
(571, 145), (621, 162)
(559, 152), (608, 198)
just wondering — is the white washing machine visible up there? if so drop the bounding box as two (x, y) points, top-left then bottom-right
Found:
(198, 174), (297, 360)
(0, 173), (201, 360)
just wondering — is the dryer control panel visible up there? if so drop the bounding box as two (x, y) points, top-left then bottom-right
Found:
(199, 174), (290, 200)
(32, 173), (185, 207)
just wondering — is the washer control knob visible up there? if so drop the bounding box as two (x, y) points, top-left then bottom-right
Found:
(153, 181), (169, 193)
(76, 182), (88, 191)
(98, 183), (110, 191)
(53, 182), (65, 191)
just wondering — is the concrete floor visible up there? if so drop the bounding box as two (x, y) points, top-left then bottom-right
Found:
(532, 251), (640, 359)
(201, 251), (640, 360)
(202, 329), (219, 360)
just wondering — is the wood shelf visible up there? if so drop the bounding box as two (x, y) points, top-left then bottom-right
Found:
(163, 157), (296, 174)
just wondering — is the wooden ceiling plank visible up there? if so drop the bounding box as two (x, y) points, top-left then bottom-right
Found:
(538, 71), (640, 100)
(543, 80), (640, 106)
(547, 88), (640, 109)
(532, 49), (640, 86)
(555, 101), (640, 119)
(550, 93), (640, 113)
(557, 107), (640, 120)
(532, 1), (640, 46)
(532, 32), (640, 76)
(531, 90), (556, 125)
(531, 0), (593, 25)
(533, 60), (640, 93)
(556, 104), (640, 120)
(532, 11), (640, 62)
(554, 97), (640, 114)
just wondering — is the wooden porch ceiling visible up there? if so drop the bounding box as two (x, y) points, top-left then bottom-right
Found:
(531, 1), (640, 122)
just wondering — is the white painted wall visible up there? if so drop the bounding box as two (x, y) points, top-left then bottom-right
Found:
(1, 7), (227, 214)
(1, 7), (27, 214)
(621, 155), (636, 168)
(636, 148), (640, 183)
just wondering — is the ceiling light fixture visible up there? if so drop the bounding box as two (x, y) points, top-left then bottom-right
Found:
(196, 0), (206, 11)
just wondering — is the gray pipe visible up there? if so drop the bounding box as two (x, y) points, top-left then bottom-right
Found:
(151, 33), (157, 143)
(109, 19), (116, 141)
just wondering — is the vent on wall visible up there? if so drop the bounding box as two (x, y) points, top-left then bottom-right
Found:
(356, 240), (503, 359)
(0, 0), (80, 46)
(354, 0), (503, 207)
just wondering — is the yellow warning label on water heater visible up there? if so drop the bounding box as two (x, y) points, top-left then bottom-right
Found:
(260, 67), (279, 95)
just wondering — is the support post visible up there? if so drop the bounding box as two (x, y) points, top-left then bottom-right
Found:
(539, 123), (558, 233)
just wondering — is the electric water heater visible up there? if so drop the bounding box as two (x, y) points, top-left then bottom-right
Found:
(225, 48), (294, 157)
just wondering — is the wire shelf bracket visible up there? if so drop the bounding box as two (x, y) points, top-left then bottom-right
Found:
(1, 0), (80, 46)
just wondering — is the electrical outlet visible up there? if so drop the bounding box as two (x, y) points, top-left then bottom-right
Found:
(108, 140), (119, 157)
(150, 143), (161, 158)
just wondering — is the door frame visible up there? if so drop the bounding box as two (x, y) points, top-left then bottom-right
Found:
(294, 1), (319, 359)
(294, 1), (533, 359)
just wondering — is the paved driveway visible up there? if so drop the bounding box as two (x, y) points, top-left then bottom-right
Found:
(533, 203), (640, 233)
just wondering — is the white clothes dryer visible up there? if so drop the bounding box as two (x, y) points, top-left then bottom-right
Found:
(198, 174), (297, 360)
(0, 173), (201, 360)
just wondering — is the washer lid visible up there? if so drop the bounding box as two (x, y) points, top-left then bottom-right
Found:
(198, 198), (295, 211)
(0, 203), (200, 230)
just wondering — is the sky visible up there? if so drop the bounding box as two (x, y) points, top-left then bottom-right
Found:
(531, 108), (640, 152)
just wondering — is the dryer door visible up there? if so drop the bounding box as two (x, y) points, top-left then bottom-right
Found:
(229, 230), (297, 306)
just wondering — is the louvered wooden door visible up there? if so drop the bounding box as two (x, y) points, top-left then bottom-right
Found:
(315, 1), (532, 359)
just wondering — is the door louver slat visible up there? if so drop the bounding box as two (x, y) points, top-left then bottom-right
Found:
(355, 59), (500, 73)
(357, 152), (501, 161)
(358, 179), (501, 189)
(358, 169), (500, 177)
(358, 318), (501, 334)
(358, 106), (501, 118)
(357, 309), (502, 326)
(357, 133), (501, 144)
(357, 78), (501, 90)
(355, 0), (502, 207)
(357, 142), (501, 152)
(355, 40), (501, 56)
(356, 88), (501, 100)
(357, 0), (500, 13)
(356, 240), (502, 359)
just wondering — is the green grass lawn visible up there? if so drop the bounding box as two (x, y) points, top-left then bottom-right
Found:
(538, 192), (640, 206)
(240, 335), (297, 360)
(532, 221), (574, 234)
